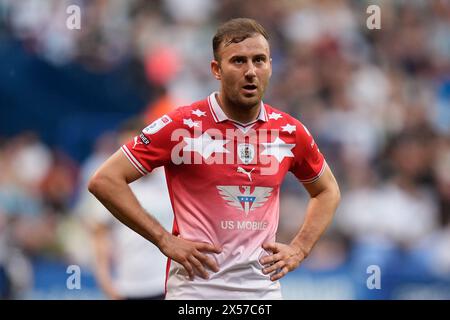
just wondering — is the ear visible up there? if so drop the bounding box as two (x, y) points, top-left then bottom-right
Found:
(211, 60), (221, 80)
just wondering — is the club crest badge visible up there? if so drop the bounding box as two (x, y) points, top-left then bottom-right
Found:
(238, 143), (255, 164)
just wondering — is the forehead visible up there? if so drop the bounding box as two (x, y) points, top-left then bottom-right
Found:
(219, 34), (270, 59)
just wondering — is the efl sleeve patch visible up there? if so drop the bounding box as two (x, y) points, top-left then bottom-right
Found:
(143, 115), (172, 135)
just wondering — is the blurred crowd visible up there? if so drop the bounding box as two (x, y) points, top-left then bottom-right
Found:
(1, 0), (450, 299)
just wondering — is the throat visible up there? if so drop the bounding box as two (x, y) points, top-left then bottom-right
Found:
(217, 93), (260, 124)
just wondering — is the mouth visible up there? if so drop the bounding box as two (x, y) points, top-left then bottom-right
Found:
(241, 84), (258, 95)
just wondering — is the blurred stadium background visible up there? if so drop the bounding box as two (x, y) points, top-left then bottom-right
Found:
(1, 0), (450, 299)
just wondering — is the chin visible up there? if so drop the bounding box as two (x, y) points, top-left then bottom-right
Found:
(239, 94), (261, 108)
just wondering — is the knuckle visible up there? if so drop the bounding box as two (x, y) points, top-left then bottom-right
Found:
(191, 257), (200, 266)
(200, 243), (210, 251)
(200, 268), (207, 275)
(206, 258), (215, 266)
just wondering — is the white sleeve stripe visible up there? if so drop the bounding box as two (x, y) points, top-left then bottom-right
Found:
(121, 146), (145, 175)
(123, 145), (149, 174)
(121, 145), (148, 175)
(299, 161), (327, 184)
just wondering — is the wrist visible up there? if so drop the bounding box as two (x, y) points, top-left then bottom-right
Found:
(290, 241), (310, 259)
(156, 230), (171, 252)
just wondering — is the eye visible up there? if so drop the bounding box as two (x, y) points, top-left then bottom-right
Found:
(232, 57), (245, 64)
(254, 56), (265, 63)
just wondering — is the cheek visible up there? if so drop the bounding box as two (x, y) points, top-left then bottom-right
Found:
(259, 71), (270, 86)
(222, 72), (239, 87)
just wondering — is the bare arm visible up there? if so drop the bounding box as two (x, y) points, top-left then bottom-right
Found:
(88, 150), (167, 246)
(260, 163), (341, 281)
(88, 150), (221, 280)
(91, 223), (121, 299)
(291, 163), (341, 255)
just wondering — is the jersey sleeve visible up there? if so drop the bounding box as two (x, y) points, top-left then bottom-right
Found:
(289, 120), (326, 183)
(121, 110), (181, 175)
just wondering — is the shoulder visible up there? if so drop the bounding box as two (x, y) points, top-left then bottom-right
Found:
(263, 103), (308, 133)
(143, 97), (210, 132)
(263, 103), (318, 148)
(162, 97), (210, 123)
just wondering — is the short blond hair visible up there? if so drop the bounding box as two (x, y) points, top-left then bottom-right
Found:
(212, 18), (269, 61)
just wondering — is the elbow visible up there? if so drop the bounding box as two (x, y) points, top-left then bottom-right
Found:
(333, 182), (341, 207)
(88, 169), (126, 199)
(88, 171), (108, 197)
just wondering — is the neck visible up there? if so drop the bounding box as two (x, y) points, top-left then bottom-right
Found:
(217, 92), (260, 124)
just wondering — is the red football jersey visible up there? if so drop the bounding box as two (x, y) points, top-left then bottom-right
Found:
(122, 92), (325, 299)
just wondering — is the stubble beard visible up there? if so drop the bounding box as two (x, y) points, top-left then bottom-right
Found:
(225, 87), (263, 110)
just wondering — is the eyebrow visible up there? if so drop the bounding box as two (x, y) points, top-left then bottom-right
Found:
(229, 54), (268, 61)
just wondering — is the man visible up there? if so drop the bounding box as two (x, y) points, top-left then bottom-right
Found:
(88, 18), (340, 299)
(80, 119), (173, 299)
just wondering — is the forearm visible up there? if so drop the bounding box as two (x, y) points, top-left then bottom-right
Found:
(88, 174), (169, 249)
(95, 254), (117, 296)
(92, 229), (119, 298)
(290, 188), (340, 257)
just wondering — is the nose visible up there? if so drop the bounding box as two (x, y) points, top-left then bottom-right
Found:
(244, 62), (256, 79)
